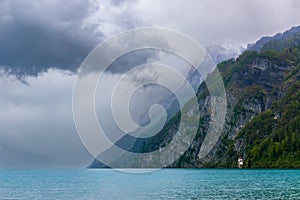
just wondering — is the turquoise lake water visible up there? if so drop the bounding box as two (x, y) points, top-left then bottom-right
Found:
(0, 169), (299, 199)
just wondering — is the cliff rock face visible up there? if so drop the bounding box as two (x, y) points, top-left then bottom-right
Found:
(132, 46), (300, 168)
(168, 51), (295, 168)
(89, 26), (300, 168)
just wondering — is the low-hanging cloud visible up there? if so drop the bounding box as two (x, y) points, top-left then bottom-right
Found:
(0, 70), (93, 167)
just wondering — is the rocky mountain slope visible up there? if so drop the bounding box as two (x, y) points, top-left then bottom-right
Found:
(89, 26), (300, 168)
(133, 47), (300, 168)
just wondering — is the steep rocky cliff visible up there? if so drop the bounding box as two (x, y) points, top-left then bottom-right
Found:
(89, 26), (300, 168)
(133, 47), (300, 168)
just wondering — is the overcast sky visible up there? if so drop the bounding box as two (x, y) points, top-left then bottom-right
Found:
(0, 0), (300, 168)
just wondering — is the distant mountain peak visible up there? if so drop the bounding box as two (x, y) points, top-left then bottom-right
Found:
(206, 41), (245, 64)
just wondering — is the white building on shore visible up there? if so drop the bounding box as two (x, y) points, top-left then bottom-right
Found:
(238, 157), (244, 168)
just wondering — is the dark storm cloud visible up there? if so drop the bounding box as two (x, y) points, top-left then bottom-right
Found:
(0, 0), (99, 76)
(106, 50), (158, 74)
(1, 0), (300, 77)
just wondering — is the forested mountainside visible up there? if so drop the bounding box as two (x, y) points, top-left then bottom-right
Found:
(90, 26), (300, 168)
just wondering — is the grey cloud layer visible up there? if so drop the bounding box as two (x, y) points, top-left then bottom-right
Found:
(0, 0), (99, 76)
(0, 70), (93, 167)
(1, 0), (300, 76)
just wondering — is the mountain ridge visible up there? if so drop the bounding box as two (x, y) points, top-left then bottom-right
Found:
(248, 25), (300, 52)
(89, 26), (300, 169)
